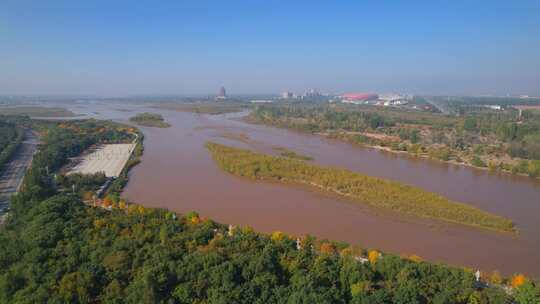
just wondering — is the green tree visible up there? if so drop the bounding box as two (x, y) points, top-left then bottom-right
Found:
(514, 282), (540, 304)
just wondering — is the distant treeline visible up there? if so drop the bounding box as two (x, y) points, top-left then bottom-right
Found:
(248, 104), (540, 178)
(425, 96), (540, 106)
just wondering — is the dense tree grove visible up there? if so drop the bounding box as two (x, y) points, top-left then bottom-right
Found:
(249, 104), (540, 178)
(0, 118), (24, 168)
(1, 118), (538, 303)
(206, 142), (514, 233)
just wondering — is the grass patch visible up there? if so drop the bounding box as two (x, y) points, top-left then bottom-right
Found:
(206, 142), (515, 233)
(129, 112), (171, 128)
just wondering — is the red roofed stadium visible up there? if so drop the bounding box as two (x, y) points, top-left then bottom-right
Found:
(342, 93), (379, 101)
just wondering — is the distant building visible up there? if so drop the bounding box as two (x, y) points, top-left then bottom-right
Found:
(216, 86), (227, 101)
(483, 105), (503, 110)
(377, 93), (409, 106)
(341, 93), (379, 104)
(379, 93), (405, 102)
(281, 91), (293, 99)
(303, 88), (321, 98)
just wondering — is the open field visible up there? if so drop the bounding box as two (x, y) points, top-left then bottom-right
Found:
(68, 143), (136, 178)
(0, 106), (77, 117)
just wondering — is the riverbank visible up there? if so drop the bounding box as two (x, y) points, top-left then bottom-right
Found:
(322, 132), (540, 180)
(324, 131), (540, 180)
(244, 114), (540, 181)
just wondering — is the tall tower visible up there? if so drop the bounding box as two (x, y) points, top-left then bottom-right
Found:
(217, 86), (227, 100)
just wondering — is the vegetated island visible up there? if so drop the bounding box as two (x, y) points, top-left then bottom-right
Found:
(151, 102), (246, 115)
(206, 142), (515, 233)
(1, 117), (536, 303)
(129, 112), (171, 128)
(0, 106), (77, 117)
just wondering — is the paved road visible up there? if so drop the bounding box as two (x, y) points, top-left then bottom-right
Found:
(0, 130), (39, 219)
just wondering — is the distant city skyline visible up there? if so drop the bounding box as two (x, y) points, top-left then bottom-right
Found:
(1, 1), (539, 96)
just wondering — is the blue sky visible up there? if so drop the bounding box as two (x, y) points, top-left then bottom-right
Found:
(1, 1), (539, 96)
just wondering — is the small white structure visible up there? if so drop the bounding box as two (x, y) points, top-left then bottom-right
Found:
(281, 91), (293, 99)
(355, 256), (369, 264)
(296, 238), (302, 250)
(484, 105), (502, 110)
(475, 270), (481, 282)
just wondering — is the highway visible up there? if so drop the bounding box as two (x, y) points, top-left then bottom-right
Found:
(0, 130), (38, 222)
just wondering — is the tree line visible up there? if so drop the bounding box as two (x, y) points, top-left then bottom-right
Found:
(249, 104), (540, 178)
(0, 117), (24, 169)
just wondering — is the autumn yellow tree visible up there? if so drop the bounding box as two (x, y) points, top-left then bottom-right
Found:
(93, 219), (106, 229)
(127, 204), (138, 215)
(137, 205), (146, 215)
(271, 231), (285, 242)
(489, 271), (502, 285)
(118, 200), (126, 209)
(340, 246), (354, 257)
(408, 254), (423, 263)
(102, 197), (113, 208)
(368, 250), (380, 264)
(320, 243), (337, 255)
(511, 274), (527, 288)
(82, 191), (94, 202)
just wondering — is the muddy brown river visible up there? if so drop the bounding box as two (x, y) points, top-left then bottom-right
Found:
(52, 102), (540, 277)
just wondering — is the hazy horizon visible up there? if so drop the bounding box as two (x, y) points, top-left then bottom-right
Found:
(1, 1), (539, 96)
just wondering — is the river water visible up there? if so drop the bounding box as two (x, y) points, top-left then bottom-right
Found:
(53, 102), (540, 276)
